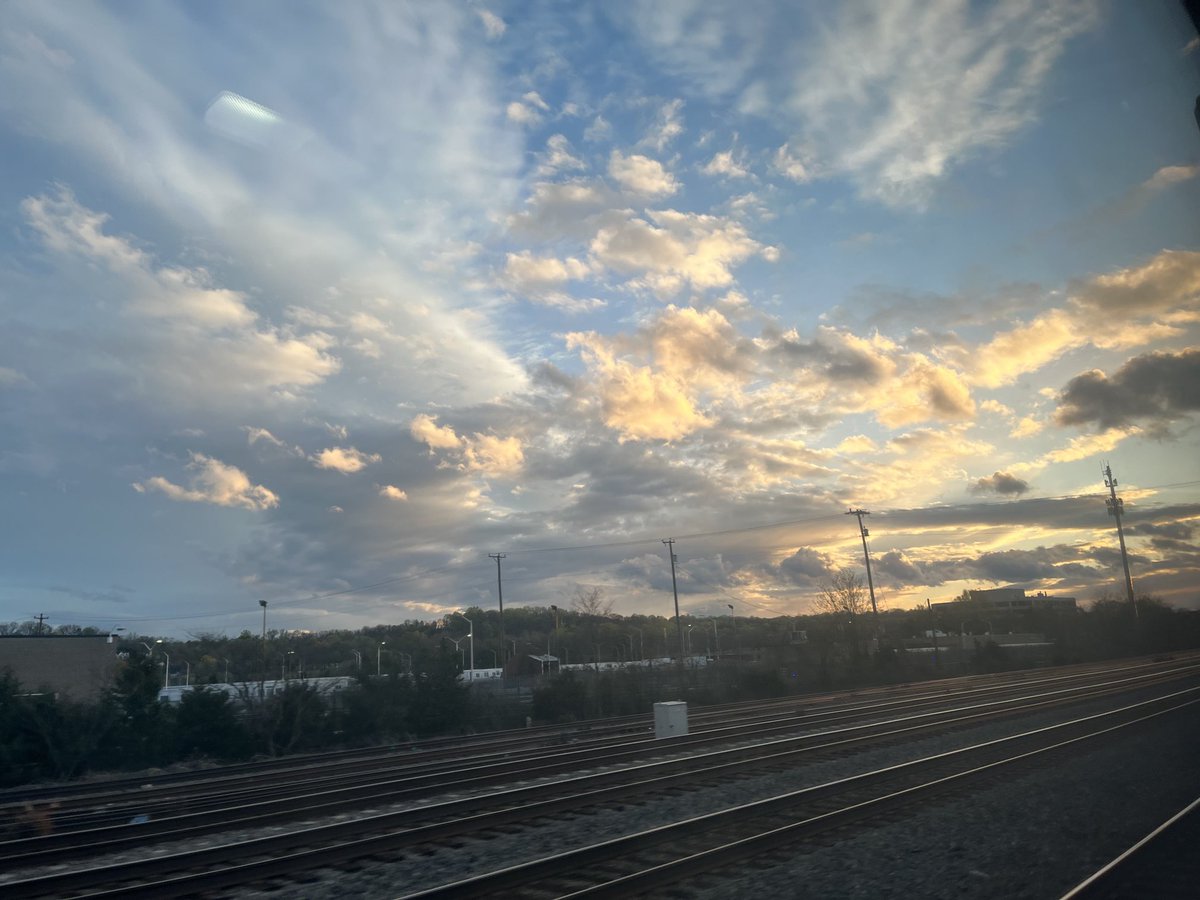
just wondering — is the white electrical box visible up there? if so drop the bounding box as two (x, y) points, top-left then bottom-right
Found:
(653, 700), (688, 739)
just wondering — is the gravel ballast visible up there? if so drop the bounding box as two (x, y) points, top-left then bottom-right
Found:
(236, 679), (1200, 899)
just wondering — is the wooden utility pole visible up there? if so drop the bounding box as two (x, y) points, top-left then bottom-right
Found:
(846, 509), (880, 623)
(1103, 464), (1137, 617)
(489, 553), (507, 667)
(662, 539), (684, 660)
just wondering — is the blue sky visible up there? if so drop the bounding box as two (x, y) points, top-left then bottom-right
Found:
(1, 0), (1198, 636)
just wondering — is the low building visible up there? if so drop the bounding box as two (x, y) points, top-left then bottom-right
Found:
(932, 587), (1077, 616)
(0, 635), (122, 701)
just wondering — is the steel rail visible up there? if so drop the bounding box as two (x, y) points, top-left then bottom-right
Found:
(4, 677), (1197, 897)
(3, 662), (1195, 869)
(8, 656), (1193, 837)
(1059, 794), (1200, 899)
(403, 691), (1200, 899)
(3, 653), (1184, 810)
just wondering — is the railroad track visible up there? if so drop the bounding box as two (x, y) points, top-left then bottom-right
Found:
(3, 663), (1197, 897)
(4, 654), (1187, 836)
(4, 652), (1184, 814)
(405, 689), (1200, 899)
(1060, 794), (1200, 899)
(3, 659), (1195, 864)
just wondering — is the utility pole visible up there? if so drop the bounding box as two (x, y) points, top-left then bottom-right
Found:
(846, 509), (880, 625)
(662, 539), (684, 660)
(727, 603), (742, 664)
(489, 553), (506, 668)
(258, 600), (268, 697)
(927, 599), (940, 669)
(1103, 463), (1137, 617)
(33, 613), (48, 635)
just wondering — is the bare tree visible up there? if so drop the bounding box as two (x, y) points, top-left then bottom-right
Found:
(814, 569), (871, 618)
(570, 585), (614, 618)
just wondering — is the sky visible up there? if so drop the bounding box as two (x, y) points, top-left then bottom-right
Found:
(1, 0), (1198, 638)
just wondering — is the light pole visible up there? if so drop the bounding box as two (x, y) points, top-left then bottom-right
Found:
(447, 634), (467, 668)
(728, 604), (742, 664)
(162, 650), (171, 689)
(223, 658), (231, 683)
(377, 641), (386, 676)
(351, 649), (362, 671)
(184, 660), (191, 686)
(454, 613), (474, 679)
(686, 623), (694, 657)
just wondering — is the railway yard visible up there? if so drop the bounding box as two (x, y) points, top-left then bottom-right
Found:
(2, 653), (1198, 899)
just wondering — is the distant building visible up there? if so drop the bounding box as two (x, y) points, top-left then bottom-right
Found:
(0, 635), (121, 701)
(931, 588), (1078, 615)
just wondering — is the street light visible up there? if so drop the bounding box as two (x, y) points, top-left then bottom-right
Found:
(377, 641), (386, 676)
(222, 657), (231, 683)
(727, 604), (742, 664)
(184, 660), (191, 686)
(454, 613), (474, 679)
(351, 649), (362, 671)
(162, 649), (171, 689)
(446, 634), (468, 668)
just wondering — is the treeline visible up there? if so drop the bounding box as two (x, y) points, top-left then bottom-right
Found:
(2, 595), (1197, 789)
(0, 650), (486, 789)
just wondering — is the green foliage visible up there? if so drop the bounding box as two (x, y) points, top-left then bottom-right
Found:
(175, 688), (253, 760)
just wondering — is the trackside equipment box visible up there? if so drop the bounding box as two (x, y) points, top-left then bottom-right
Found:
(653, 701), (688, 738)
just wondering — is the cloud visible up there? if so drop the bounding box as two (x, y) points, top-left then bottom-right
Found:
(507, 90), (550, 125)
(0, 366), (30, 388)
(244, 426), (305, 458)
(476, 8), (506, 39)
(785, 0), (1102, 207)
(379, 484), (409, 501)
(971, 471), (1031, 496)
(410, 413), (523, 476)
(773, 142), (816, 182)
(589, 209), (764, 294)
(608, 151), (679, 196)
(701, 150), (750, 179)
(568, 331), (713, 442)
(537, 134), (587, 175)
(463, 433), (524, 476)
(21, 188), (341, 398)
(504, 251), (592, 290)
(311, 446), (382, 473)
(640, 99), (684, 151)
(1040, 428), (1137, 464)
(1086, 164), (1200, 224)
(1055, 349), (1200, 431)
(968, 250), (1200, 388)
(134, 453), (278, 510)
(584, 115), (612, 142)
(778, 547), (835, 583)
(411, 414), (463, 450)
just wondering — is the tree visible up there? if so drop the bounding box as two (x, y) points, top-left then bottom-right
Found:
(570, 585), (613, 617)
(814, 569), (871, 617)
